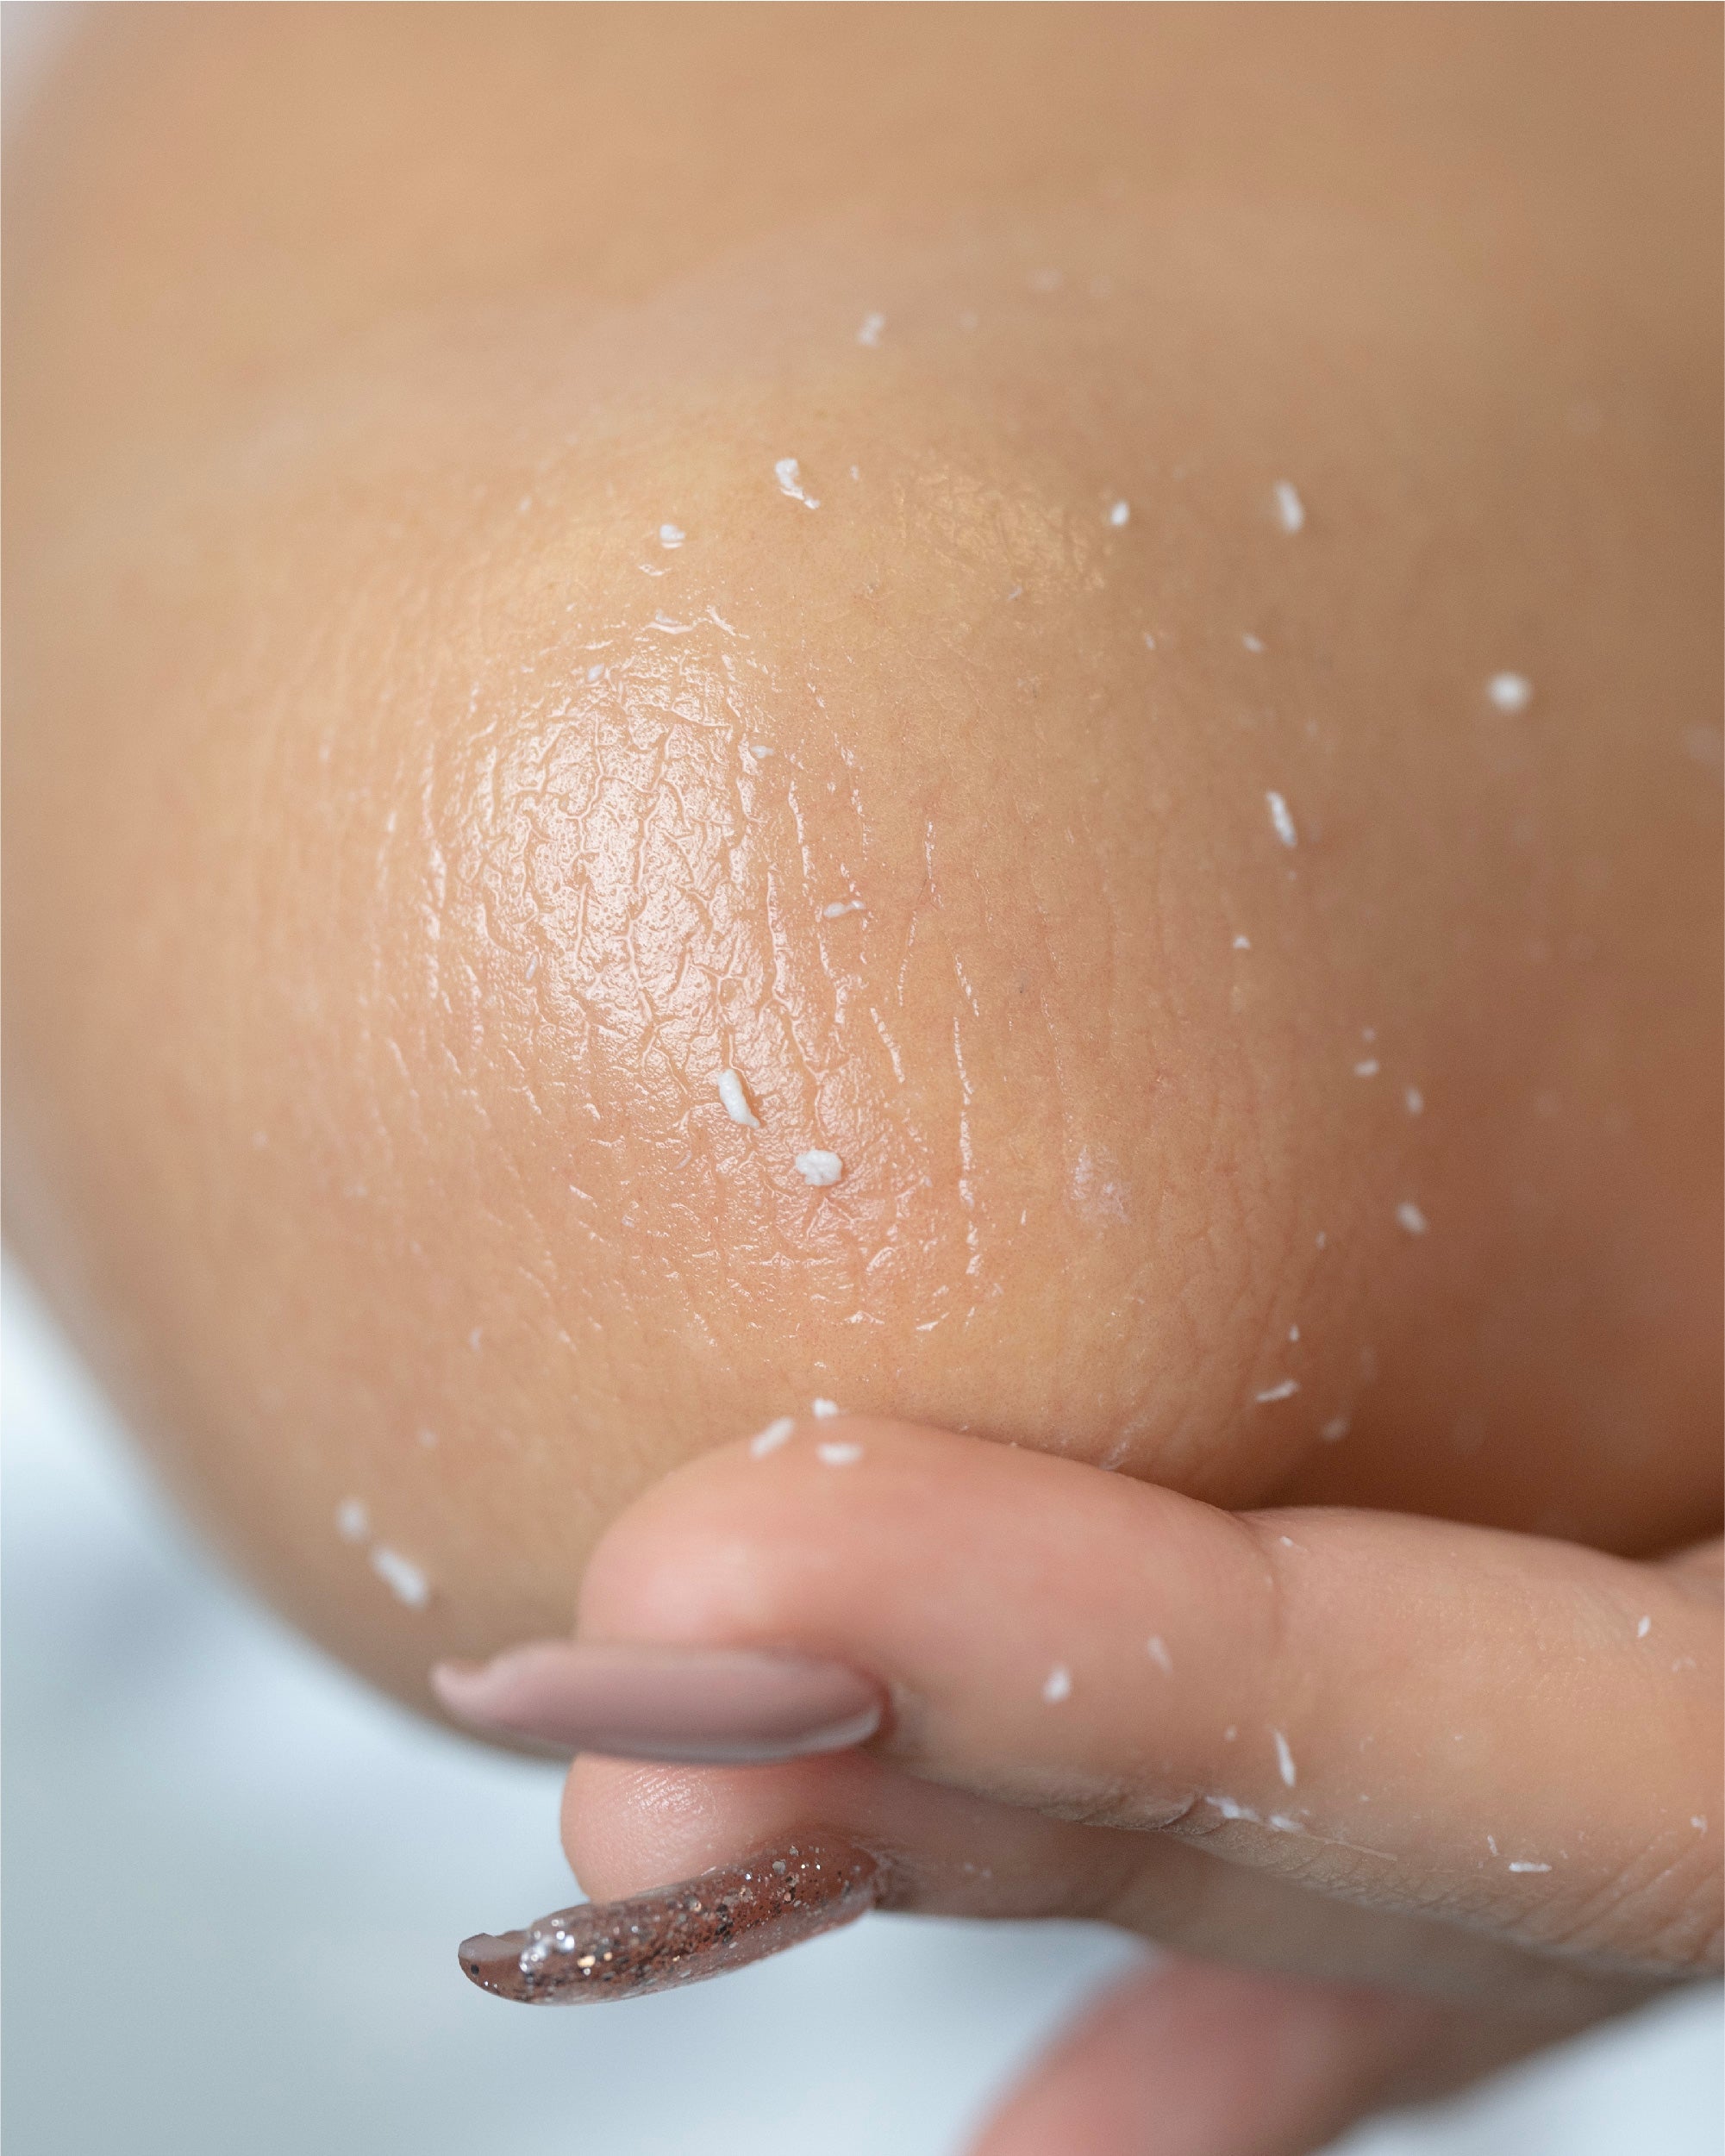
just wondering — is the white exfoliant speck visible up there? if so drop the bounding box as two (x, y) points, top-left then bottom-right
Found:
(1255, 1378), (1300, 1404)
(822, 900), (861, 919)
(659, 523), (685, 548)
(716, 1068), (760, 1128)
(1268, 1814), (1301, 1834)
(1507, 1860), (1552, 1874)
(1242, 633), (1265, 653)
(1486, 1835), (1499, 1856)
(1273, 1729), (1297, 1788)
(1636, 1615), (1652, 1639)
(1147, 1635), (1172, 1674)
(1396, 1202), (1429, 1237)
(1266, 791), (1298, 847)
(811, 1397), (841, 1418)
(856, 312), (885, 348)
(1405, 1086), (1424, 1115)
(1142, 631), (1157, 650)
(1316, 1231), (1328, 1249)
(1233, 934), (1251, 950)
(1109, 499), (1130, 528)
(1272, 481), (1306, 534)
(1211, 1794), (1259, 1822)
(1042, 1665), (1072, 1703)
(1321, 1415), (1351, 1443)
(796, 1150), (844, 1187)
(749, 1417), (797, 1459)
(1288, 1323), (1300, 1342)
(1487, 672), (1533, 713)
(1354, 1059), (1380, 1078)
(774, 458), (820, 509)
(1692, 1817), (1708, 1832)
(370, 1545), (430, 1610)
(335, 1497), (370, 1543)
(1223, 1726), (1238, 1741)
(816, 1440), (864, 1466)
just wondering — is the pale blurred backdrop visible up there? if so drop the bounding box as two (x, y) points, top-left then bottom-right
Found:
(4, 1267), (1721, 2156)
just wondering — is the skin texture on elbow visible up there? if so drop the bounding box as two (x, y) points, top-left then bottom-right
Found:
(3, 10), (1719, 1714)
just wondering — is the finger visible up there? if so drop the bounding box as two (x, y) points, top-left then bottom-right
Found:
(970, 1959), (1439, 2156)
(547, 1417), (1721, 1979)
(560, 1746), (1627, 2022)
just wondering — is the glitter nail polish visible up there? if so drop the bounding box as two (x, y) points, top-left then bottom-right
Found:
(459, 1835), (881, 2004)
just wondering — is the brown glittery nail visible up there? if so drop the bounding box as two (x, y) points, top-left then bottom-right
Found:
(458, 1834), (882, 2004)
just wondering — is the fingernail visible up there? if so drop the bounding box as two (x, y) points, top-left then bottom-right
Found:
(459, 1834), (881, 2004)
(431, 1640), (884, 1763)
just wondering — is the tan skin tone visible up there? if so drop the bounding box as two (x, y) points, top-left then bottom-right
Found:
(5, 9), (1720, 2151)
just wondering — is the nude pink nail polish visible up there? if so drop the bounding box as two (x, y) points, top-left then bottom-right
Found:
(459, 1834), (881, 2003)
(431, 1640), (884, 1762)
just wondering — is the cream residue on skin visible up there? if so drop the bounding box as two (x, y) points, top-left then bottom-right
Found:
(796, 1149), (843, 1186)
(1272, 1728), (1297, 1788)
(816, 1440), (864, 1466)
(335, 1497), (370, 1544)
(1041, 1665), (1072, 1703)
(1486, 672), (1533, 713)
(1396, 1201), (1430, 1236)
(856, 312), (886, 347)
(370, 1545), (431, 1610)
(1266, 791), (1298, 847)
(749, 1416), (797, 1459)
(716, 1068), (761, 1128)
(774, 457), (820, 508)
(1272, 480), (1306, 534)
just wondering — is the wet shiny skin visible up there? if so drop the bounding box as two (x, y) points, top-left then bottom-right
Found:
(3, 9), (1719, 1712)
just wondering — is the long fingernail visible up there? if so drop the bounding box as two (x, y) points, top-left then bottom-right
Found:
(431, 1641), (884, 1762)
(459, 1834), (881, 2004)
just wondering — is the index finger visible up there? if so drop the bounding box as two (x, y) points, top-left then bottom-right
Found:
(453, 1417), (1723, 1981)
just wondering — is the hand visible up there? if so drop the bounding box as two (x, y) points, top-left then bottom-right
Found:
(438, 1418), (1722, 2155)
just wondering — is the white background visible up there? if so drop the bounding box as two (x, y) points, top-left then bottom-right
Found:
(4, 1271), (1719, 2156)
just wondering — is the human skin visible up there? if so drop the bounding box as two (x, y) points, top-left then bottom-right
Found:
(3, 9), (1722, 2140)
